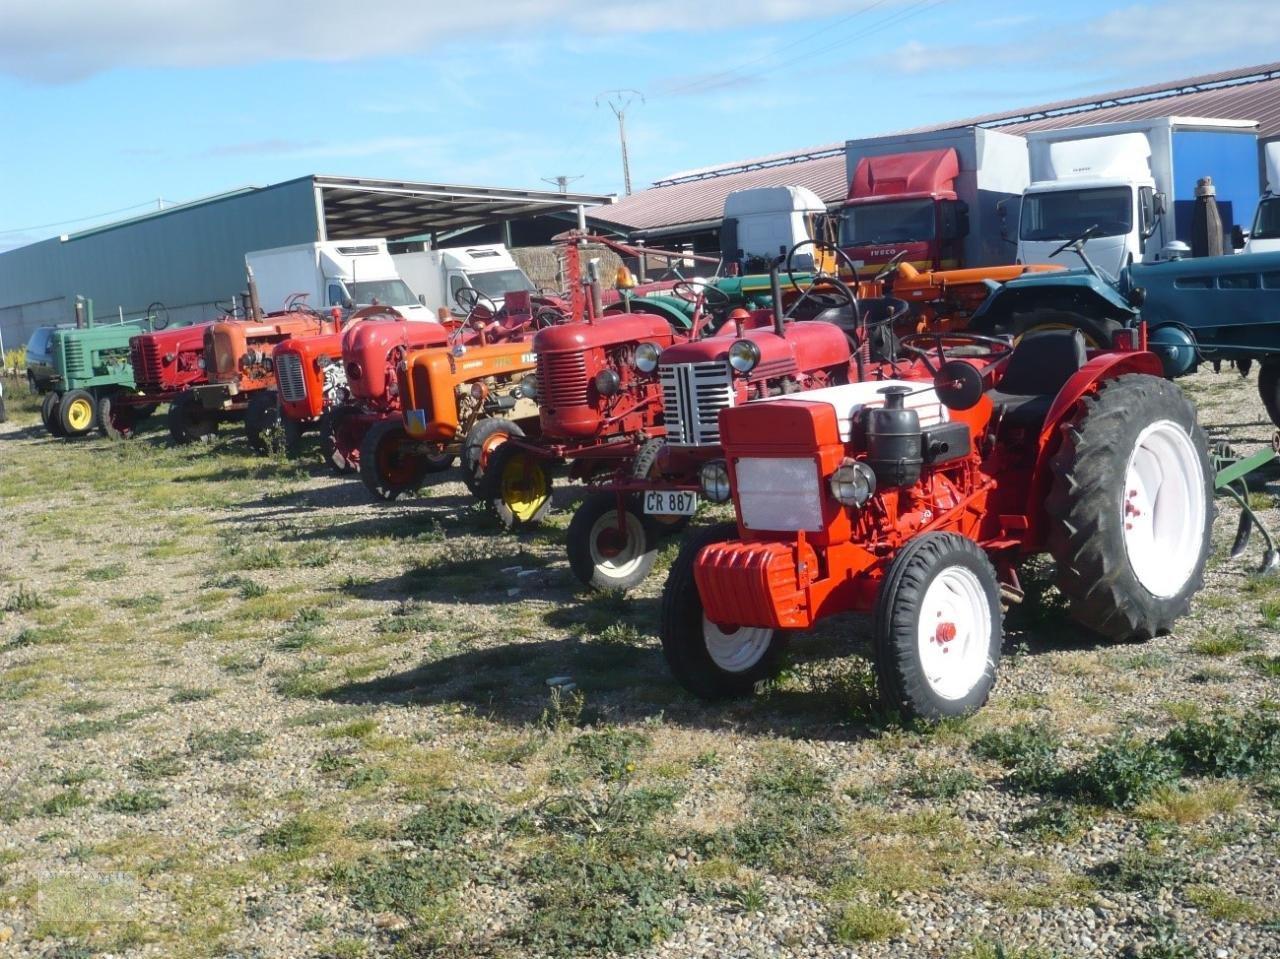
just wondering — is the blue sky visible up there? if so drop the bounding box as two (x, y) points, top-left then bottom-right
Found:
(2, 0), (1278, 251)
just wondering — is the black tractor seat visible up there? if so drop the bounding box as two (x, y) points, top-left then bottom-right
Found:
(986, 329), (1087, 430)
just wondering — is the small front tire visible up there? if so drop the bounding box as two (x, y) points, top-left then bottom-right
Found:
(98, 391), (140, 440)
(167, 393), (218, 444)
(480, 442), (554, 530)
(461, 418), (523, 494)
(59, 389), (96, 437)
(41, 392), (65, 437)
(244, 391), (281, 455)
(567, 491), (659, 592)
(359, 420), (437, 501)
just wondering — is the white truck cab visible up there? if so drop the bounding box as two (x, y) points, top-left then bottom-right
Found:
(392, 244), (535, 316)
(1242, 142), (1280, 254)
(247, 239), (436, 321)
(721, 186), (828, 267)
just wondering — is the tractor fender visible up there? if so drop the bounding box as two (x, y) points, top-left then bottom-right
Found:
(1024, 351), (1165, 546)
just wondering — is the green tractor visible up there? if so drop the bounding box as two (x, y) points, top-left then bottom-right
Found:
(39, 299), (166, 439)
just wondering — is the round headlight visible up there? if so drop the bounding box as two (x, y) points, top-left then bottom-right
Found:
(728, 339), (761, 374)
(163, 352), (175, 364)
(829, 459), (876, 507)
(634, 341), (660, 374)
(346, 361), (362, 380)
(315, 353), (333, 371)
(197, 357), (206, 370)
(699, 459), (731, 503)
(594, 369), (621, 396)
(471, 382), (489, 401)
(517, 375), (539, 400)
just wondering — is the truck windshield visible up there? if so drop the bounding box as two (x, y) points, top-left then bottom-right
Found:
(347, 279), (419, 308)
(839, 199), (936, 246)
(469, 269), (535, 299)
(1252, 197), (1280, 241)
(1020, 187), (1133, 241)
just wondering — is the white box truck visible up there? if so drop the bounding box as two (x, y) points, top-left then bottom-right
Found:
(247, 239), (436, 321)
(839, 127), (1029, 273)
(392, 244), (535, 316)
(1017, 117), (1259, 276)
(720, 186), (829, 267)
(1241, 140), (1280, 254)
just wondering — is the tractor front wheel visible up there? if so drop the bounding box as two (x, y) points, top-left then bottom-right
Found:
(1257, 358), (1280, 427)
(461, 418), (523, 494)
(359, 420), (437, 501)
(244, 391), (281, 454)
(167, 393), (218, 444)
(567, 491), (659, 591)
(320, 408), (357, 474)
(59, 389), (96, 437)
(631, 438), (690, 533)
(873, 532), (1003, 721)
(41, 392), (65, 437)
(281, 416), (304, 459)
(1047, 373), (1212, 640)
(659, 522), (787, 698)
(480, 442), (553, 530)
(98, 391), (140, 440)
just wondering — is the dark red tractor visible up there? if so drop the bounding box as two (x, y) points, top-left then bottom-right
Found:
(98, 322), (213, 439)
(659, 327), (1212, 721)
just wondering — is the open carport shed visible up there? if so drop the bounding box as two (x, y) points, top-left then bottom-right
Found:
(0, 175), (614, 347)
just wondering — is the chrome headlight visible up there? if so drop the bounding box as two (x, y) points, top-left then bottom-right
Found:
(516, 375), (538, 400)
(634, 341), (660, 374)
(699, 459), (731, 503)
(728, 339), (761, 374)
(594, 369), (621, 396)
(829, 459), (876, 507)
(197, 357), (206, 370)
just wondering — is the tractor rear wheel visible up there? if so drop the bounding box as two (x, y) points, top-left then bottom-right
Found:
(660, 522), (787, 698)
(1046, 373), (1212, 641)
(461, 418), (523, 495)
(1257, 358), (1280, 427)
(1009, 309), (1121, 349)
(41, 392), (65, 437)
(98, 391), (140, 440)
(873, 532), (1002, 721)
(320, 408), (357, 474)
(59, 389), (96, 437)
(480, 442), (553, 530)
(359, 420), (437, 501)
(167, 392), (218, 444)
(244, 391), (281, 455)
(567, 491), (659, 591)
(281, 416), (304, 459)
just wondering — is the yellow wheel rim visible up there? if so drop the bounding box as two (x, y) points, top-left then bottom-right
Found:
(500, 454), (550, 522)
(66, 398), (93, 430)
(1016, 323), (1102, 349)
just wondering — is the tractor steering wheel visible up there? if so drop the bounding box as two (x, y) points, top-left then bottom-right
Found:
(671, 279), (731, 308)
(873, 250), (911, 282)
(454, 286), (499, 321)
(1050, 225), (1101, 259)
(898, 331), (1013, 375)
(145, 301), (170, 330)
(783, 271), (857, 323)
(785, 238), (862, 293)
(348, 304), (404, 323)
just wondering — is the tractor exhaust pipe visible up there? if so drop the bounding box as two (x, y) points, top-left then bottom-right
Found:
(769, 253), (785, 338)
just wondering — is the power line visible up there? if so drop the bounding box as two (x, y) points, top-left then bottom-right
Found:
(0, 199), (162, 236)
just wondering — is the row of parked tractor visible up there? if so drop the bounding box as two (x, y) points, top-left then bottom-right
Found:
(22, 224), (1280, 722)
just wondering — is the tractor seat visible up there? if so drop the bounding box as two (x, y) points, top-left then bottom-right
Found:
(986, 329), (1087, 430)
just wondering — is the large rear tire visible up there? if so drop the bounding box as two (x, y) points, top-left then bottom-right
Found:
(1046, 373), (1212, 641)
(659, 522), (787, 698)
(1258, 357), (1280, 428)
(1008, 309), (1121, 349)
(567, 491), (660, 592)
(461, 418), (523, 495)
(59, 389), (96, 437)
(167, 392), (218, 444)
(480, 442), (553, 530)
(873, 532), (1002, 721)
(319, 407), (357, 474)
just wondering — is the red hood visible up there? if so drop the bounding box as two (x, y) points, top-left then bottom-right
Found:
(659, 320), (850, 378)
(342, 319), (448, 401)
(131, 322), (211, 355)
(532, 312), (673, 353)
(847, 148), (959, 203)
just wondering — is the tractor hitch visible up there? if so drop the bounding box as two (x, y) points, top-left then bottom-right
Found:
(1213, 440), (1280, 572)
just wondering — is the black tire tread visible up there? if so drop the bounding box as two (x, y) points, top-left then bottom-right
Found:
(567, 491), (658, 591)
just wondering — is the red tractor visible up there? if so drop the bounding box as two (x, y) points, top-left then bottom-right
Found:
(168, 307), (337, 447)
(96, 322), (212, 439)
(269, 327), (347, 458)
(659, 328), (1212, 721)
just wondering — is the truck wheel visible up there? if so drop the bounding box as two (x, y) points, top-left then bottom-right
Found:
(98, 391), (139, 440)
(660, 522), (787, 698)
(167, 393), (218, 444)
(631, 438), (690, 532)
(567, 491), (660, 591)
(244, 391), (281, 454)
(1257, 358), (1280, 428)
(1047, 374), (1212, 640)
(41, 392), (66, 437)
(359, 420), (437, 501)
(1010, 309), (1120, 349)
(873, 532), (1002, 721)
(320, 408), (357, 474)
(461, 418), (523, 494)
(59, 389), (96, 437)
(480, 442), (553, 529)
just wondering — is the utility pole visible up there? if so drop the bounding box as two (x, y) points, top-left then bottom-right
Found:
(541, 174), (584, 194)
(596, 90), (643, 196)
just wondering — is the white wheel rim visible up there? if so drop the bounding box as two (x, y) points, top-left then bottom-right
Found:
(702, 615), (775, 673)
(1122, 419), (1205, 598)
(588, 509), (647, 581)
(916, 565), (992, 701)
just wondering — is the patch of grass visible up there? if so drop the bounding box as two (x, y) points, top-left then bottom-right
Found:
(1135, 782), (1244, 824)
(129, 752), (186, 781)
(59, 697), (109, 715)
(330, 852), (464, 916)
(39, 787), (92, 817)
(748, 752), (829, 799)
(101, 789), (169, 815)
(1183, 884), (1263, 921)
(1247, 654), (1280, 679)
(970, 723), (1066, 794)
(86, 565), (126, 582)
(259, 812), (336, 856)
(828, 902), (904, 944)
(1089, 848), (1188, 893)
(398, 796), (498, 849)
(45, 710), (149, 742)
(1160, 711), (1280, 778)
(323, 718), (379, 741)
(273, 661), (334, 699)
(4, 583), (51, 612)
(896, 762), (981, 800)
(187, 728), (266, 763)
(567, 728), (651, 782)
(1190, 628), (1261, 657)
(1011, 800), (1091, 841)
(956, 942), (1062, 959)
(1075, 735), (1181, 809)
(108, 592), (164, 613)
(169, 687), (217, 704)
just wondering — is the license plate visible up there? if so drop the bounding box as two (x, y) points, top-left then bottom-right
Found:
(644, 490), (697, 516)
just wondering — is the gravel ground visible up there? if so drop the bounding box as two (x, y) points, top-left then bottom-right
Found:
(0, 367), (1278, 959)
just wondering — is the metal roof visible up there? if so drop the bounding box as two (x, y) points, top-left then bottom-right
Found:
(313, 176), (615, 239)
(592, 61), (1280, 237)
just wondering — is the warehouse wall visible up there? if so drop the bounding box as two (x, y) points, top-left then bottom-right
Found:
(0, 178), (320, 351)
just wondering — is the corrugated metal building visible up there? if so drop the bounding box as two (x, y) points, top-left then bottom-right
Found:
(0, 176), (611, 349)
(590, 61), (1280, 251)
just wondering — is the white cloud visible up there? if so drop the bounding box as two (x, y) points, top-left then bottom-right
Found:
(0, 0), (849, 83)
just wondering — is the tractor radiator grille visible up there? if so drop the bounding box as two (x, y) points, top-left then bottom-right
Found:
(660, 361), (735, 446)
(63, 339), (88, 379)
(538, 352), (589, 408)
(131, 339), (165, 389)
(275, 352), (308, 404)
